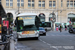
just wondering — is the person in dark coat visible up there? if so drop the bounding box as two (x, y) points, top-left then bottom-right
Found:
(2, 26), (7, 42)
(59, 24), (62, 32)
(65, 25), (67, 31)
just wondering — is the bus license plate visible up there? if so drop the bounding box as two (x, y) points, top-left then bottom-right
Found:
(22, 31), (35, 34)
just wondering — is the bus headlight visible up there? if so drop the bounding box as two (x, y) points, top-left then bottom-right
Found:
(35, 31), (39, 35)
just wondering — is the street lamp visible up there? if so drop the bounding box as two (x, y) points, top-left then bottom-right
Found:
(15, 3), (20, 14)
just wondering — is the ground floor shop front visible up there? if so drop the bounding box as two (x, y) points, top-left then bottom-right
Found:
(5, 9), (75, 27)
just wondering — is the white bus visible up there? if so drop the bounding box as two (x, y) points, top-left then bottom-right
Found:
(40, 22), (52, 31)
(15, 13), (40, 40)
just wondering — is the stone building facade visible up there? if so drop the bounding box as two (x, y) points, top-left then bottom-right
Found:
(1, 0), (75, 25)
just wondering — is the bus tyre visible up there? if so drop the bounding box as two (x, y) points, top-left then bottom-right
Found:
(43, 33), (46, 36)
(17, 37), (19, 41)
(69, 31), (72, 33)
(45, 29), (47, 32)
(35, 37), (39, 40)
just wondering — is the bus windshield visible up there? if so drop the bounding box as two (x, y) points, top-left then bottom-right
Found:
(16, 16), (39, 32)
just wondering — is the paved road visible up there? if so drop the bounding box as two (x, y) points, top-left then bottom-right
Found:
(18, 30), (75, 50)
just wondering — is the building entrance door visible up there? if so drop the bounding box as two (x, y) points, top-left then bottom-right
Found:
(39, 13), (45, 22)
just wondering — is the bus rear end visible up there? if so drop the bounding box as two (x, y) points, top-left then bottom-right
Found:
(40, 22), (52, 31)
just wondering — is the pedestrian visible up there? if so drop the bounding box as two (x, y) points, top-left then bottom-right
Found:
(56, 25), (58, 31)
(2, 24), (7, 42)
(65, 25), (67, 31)
(10, 23), (14, 32)
(8, 26), (12, 35)
(59, 24), (62, 32)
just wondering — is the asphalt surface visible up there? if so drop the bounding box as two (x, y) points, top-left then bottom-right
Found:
(17, 30), (75, 50)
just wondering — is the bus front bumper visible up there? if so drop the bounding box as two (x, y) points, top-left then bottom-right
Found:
(18, 33), (39, 38)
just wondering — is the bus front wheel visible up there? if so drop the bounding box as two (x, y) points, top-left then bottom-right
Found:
(35, 37), (39, 40)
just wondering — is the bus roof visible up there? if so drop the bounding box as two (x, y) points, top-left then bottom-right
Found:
(17, 13), (37, 16)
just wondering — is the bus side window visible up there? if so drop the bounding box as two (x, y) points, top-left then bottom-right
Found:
(35, 16), (40, 29)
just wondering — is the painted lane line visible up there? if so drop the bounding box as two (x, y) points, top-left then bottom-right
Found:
(46, 35), (75, 36)
(39, 39), (59, 50)
(42, 41), (46, 43)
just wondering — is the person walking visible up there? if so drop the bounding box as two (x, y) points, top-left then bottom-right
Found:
(65, 25), (67, 31)
(59, 24), (62, 32)
(2, 25), (7, 42)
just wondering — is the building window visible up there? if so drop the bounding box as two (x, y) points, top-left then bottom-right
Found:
(70, 0), (73, 7)
(32, 0), (34, 7)
(6, 0), (9, 6)
(21, 0), (24, 7)
(28, 0), (31, 7)
(17, 0), (20, 7)
(17, 0), (24, 7)
(6, 0), (13, 7)
(61, 0), (63, 7)
(42, 0), (45, 7)
(67, 0), (69, 7)
(39, 0), (45, 7)
(49, 1), (52, 7)
(74, 0), (75, 7)
(10, 0), (13, 7)
(53, 1), (56, 7)
(39, 0), (41, 7)
(0, 0), (1, 4)
(28, 0), (34, 7)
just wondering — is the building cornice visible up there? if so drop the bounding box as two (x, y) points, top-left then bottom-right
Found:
(5, 8), (67, 11)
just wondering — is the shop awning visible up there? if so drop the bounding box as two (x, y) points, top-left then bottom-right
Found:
(0, 4), (7, 18)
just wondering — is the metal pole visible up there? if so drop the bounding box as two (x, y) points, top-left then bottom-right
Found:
(57, 0), (58, 22)
(18, 3), (19, 14)
(52, 12), (55, 31)
(60, 12), (61, 23)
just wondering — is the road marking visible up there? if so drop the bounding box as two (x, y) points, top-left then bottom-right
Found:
(46, 35), (49, 36)
(46, 34), (75, 36)
(39, 39), (59, 50)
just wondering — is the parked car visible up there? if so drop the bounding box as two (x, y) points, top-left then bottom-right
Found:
(39, 27), (46, 36)
(69, 25), (75, 33)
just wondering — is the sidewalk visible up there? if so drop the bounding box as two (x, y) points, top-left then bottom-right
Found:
(10, 39), (31, 50)
(0, 41), (5, 50)
(12, 31), (31, 50)
(15, 43), (31, 50)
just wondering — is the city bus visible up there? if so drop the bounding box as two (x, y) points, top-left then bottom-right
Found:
(40, 22), (52, 31)
(15, 13), (40, 40)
